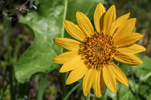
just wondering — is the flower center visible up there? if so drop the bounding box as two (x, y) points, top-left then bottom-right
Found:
(79, 33), (117, 70)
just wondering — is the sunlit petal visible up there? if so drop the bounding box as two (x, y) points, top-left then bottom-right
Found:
(54, 51), (78, 64)
(54, 38), (81, 51)
(110, 13), (130, 35)
(66, 65), (88, 85)
(114, 52), (143, 65)
(64, 20), (86, 41)
(93, 70), (105, 98)
(83, 69), (96, 96)
(113, 18), (136, 41)
(103, 5), (116, 35)
(76, 12), (94, 37)
(94, 3), (106, 33)
(114, 33), (143, 47)
(117, 44), (146, 54)
(103, 65), (117, 93)
(111, 62), (129, 87)
(60, 55), (83, 72)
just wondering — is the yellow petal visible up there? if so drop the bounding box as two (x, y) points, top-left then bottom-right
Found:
(83, 69), (96, 97)
(54, 51), (78, 64)
(113, 18), (136, 41)
(112, 5), (116, 21)
(94, 3), (106, 33)
(93, 70), (105, 98)
(66, 64), (88, 85)
(103, 65), (117, 93)
(64, 20), (86, 41)
(54, 38), (81, 51)
(117, 44), (146, 54)
(60, 55), (83, 72)
(103, 5), (116, 35)
(114, 33), (143, 47)
(110, 13), (130, 35)
(76, 12), (94, 37)
(114, 52), (143, 66)
(110, 62), (129, 87)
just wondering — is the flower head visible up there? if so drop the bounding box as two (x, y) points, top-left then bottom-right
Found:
(53, 3), (146, 98)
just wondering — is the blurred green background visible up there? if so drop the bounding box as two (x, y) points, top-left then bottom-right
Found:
(0, 0), (151, 100)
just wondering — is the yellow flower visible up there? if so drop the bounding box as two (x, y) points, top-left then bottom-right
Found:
(53, 3), (146, 98)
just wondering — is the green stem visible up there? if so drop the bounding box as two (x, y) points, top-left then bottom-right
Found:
(86, 91), (90, 100)
(8, 52), (15, 100)
(2, 10), (15, 100)
(61, 73), (67, 97)
(60, 0), (68, 98)
(8, 30), (15, 100)
(37, 73), (48, 100)
(8, 35), (15, 100)
(9, 65), (15, 100)
(63, 81), (81, 100)
(102, 85), (107, 97)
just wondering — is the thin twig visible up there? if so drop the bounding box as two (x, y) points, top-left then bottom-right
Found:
(0, 0), (4, 4)
(2, 0), (37, 20)
(0, 83), (9, 100)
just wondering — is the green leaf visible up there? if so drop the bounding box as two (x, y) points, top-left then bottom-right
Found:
(106, 54), (151, 100)
(15, 0), (105, 83)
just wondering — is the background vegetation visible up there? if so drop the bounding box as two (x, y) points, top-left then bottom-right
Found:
(0, 0), (151, 100)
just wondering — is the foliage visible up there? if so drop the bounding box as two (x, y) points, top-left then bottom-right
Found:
(106, 54), (151, 100)
(0, 0), (151, 100)
(15, 0), (105, 83)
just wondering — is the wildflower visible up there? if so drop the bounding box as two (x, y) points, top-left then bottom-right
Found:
(53, 3), (146, 98)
